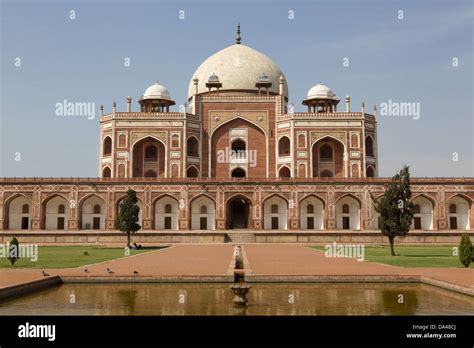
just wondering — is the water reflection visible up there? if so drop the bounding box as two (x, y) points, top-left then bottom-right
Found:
(381, 290), (418, 315)
(0, 283), (472, 316)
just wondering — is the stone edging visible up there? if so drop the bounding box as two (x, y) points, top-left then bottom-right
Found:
(0, 276), (62, 302)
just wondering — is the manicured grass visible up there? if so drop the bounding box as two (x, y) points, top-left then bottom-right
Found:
(0, 246), (161, 269)
(310, 245), (472, 268)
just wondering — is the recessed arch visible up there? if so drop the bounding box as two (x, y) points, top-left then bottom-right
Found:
(103, 136), (112, 156)
(231, 167), (246, 178)
(41, 193), (70, 206)
(102, 166), (111, 178)
(79, 194), (106, 230)
(209, 116), (267, 139)
(278, 165), (291, 178)
(366, 165), (375, 178)
(231, 138), (246, 152)
(446, 194), (470, 230)
(42, 193), (70, 230)
(446, 193), (472, 205)
(187, 136), (199, 157)
(131, 135), (166, 178)
(189, 194), (216, 230)
(365, 135), (374, 157)
(335, 193), (362, 206)
(298, 133), (306, 148)
(186, 165), (199, 178)
(311, 135), (347, 153)
(118, 134), (127, 147)
(372, 195), (383, 230)
(5, 194), (33, 230)
(226, 194), (252, 229)
(312, 135), (346, 178)
(335, 194), (361, 230)
(262, 193), (289, 206)
(411, 194), (434, 230)
(298, 193), (325, 207)
(278, 136), (291, 156)
(299, 194), (325, 230)
(319, 144), (333, 160)
(350, 133), (359, 148)
(210, 117), (266, 178)
(171, 134), (180, 148)
(411, 193), (436, 207)
(262, 194), (288, 230)
(77, 193), (105, 207)
(153, 194), (179, 230)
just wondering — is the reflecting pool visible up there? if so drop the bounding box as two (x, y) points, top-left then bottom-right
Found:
(0, 283), (472, 315)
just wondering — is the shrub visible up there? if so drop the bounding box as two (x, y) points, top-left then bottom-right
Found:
(459, 233), (472, 268)
(8, 237), (20, 266)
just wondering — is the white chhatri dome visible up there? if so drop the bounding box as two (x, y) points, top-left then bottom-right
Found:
(306, 82), (336, 99)
(142, 81), (172, 101)
(188, 44), (288, 98)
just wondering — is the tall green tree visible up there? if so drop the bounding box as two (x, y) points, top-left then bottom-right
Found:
(118, 189), (141, 248)
(458, 233), (472, 268)
(373, 166), (414, 256)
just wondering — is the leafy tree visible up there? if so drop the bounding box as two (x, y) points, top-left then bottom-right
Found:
(118, 189), (141, 248)
(8, 237), (20, 266)
(459, 233), (472, 268)
(373, 166), (414, 256)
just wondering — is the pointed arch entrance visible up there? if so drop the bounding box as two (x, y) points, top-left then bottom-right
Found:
(226, 195), (252, 229)
(132, 136), (166, 178)
(312, 136), (345, 178)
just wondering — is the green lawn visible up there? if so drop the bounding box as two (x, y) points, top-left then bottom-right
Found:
(310, 245), (472, 268)
(0, 246), (161, 269)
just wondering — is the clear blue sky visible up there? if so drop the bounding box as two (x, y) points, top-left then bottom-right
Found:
(1, 0), (472, 177)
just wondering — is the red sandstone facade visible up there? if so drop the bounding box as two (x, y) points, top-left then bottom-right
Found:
(1, 33), (472, 238)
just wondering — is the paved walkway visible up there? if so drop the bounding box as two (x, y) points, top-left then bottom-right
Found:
(0, 244), (472, 294)
(244, 244), (474, 290)
(0, 245), (235, 289)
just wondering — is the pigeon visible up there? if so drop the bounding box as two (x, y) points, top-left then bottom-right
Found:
(42, 270), (50, 277)
(107, 268), (114, 274)
(133, 271), (139, 275)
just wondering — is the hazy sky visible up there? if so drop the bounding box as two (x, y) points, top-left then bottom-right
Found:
(1, 0), (473, 177)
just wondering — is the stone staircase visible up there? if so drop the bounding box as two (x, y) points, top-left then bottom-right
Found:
(225, 231), (256, 243)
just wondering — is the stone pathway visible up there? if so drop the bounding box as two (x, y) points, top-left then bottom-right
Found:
(243, 244), (474, 290)
(0, 244), (472, 294)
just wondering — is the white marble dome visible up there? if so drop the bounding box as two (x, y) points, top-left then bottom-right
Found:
(142, 81), (173, 101)
(188, 44), (288, 98)
(306, 83), (336, 99)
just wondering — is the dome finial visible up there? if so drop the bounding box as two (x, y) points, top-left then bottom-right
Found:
(236, 23), (241, 44)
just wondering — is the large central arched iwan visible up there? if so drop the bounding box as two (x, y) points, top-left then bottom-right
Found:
(132, 137), (166, 178)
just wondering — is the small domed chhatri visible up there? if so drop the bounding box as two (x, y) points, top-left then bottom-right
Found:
(306, 82), (336, 99)
(255, 72), (273, 95)
(142, 81), (173, 101)
(205, 73), (223, 95)
(139, 81), (175, 112)
(302, 82), (340, 113)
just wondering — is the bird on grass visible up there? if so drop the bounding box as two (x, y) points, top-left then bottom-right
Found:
(42, 270), (50, 277)
(107, 268), (114, 275)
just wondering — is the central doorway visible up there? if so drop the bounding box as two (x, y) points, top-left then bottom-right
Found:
(227, 196), (251, 229)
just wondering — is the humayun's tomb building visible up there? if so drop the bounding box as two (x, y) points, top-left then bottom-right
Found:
(1, 28), (473, 244)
